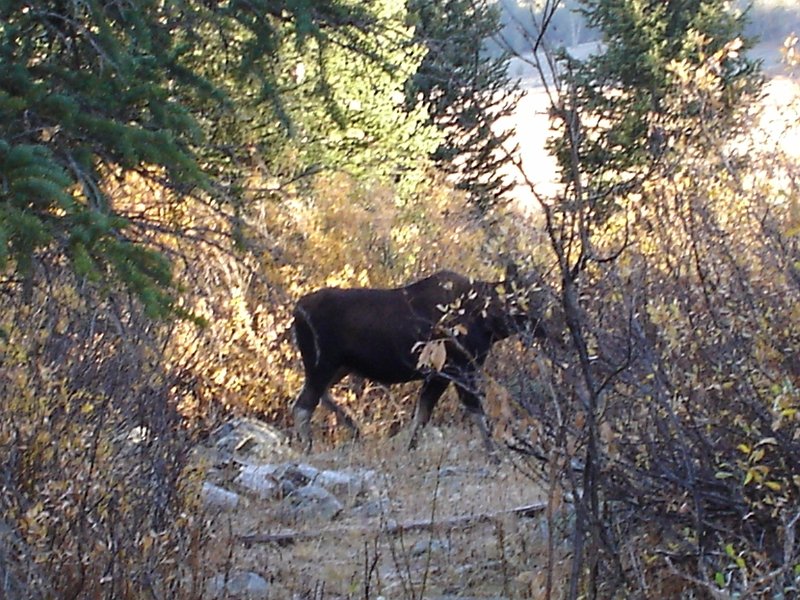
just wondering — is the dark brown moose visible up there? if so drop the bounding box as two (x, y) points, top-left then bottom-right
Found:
(291, 269), (549, 453)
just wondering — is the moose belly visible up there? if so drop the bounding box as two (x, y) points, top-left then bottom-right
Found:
(342, 345), (423, 385)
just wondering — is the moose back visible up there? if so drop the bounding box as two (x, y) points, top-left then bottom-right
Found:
(291, 270), (547, 452)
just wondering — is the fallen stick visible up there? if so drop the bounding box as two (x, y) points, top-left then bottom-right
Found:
(239, 501), (546, 545)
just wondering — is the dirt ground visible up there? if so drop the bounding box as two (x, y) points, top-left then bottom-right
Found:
(204, 425), (567, 599)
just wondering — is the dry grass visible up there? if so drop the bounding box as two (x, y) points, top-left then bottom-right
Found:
(203, 426), (568, 599)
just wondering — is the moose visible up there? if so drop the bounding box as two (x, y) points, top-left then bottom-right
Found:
(291, 268), (550, 453)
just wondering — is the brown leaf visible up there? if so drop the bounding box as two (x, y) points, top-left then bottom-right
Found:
(416, 339), (447, 372)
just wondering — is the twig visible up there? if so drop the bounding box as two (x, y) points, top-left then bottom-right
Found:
(239, 501), (546, 545)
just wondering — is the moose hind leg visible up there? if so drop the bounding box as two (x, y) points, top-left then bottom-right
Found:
(293, 367), (351, 451)
(409, 377), (449, 450)
(292, 383), (323, 452)
(320, 392), (361, 439)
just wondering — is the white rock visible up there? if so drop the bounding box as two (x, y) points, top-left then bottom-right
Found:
(313, 468), (376, 496)
(411, 538), (449, 556)
(208, 571), (269, 598)
(351, 497), (389, 519)
(201, 482), (240, 511)
(294, 463), (320, 480)
(234, 465), (280, 499)
(210, 417), (294, 462)
(127, 425), (150, 444)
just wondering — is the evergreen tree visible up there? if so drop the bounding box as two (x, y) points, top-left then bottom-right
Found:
(407, 0), (521, 210)
(0, 0), (436, 315)
(255, 0), (441, 193)
(183, 0), (440, 203)
(552, 0), (760, 218)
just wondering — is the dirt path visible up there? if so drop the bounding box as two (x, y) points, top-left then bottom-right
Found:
(205, 427), (557, 599)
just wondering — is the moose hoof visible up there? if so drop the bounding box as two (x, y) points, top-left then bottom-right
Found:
(292, 406), (314, 453)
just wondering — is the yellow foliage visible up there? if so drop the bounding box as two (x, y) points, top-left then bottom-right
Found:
(103, 162), (503, 432)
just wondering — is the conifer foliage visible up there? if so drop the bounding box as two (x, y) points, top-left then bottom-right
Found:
(408, 0), (520, 210)
(552, 0), (760, 219)
(518, 1), (799, 596)
(0, 0), (208, 315)
(0, 0), (434, 315)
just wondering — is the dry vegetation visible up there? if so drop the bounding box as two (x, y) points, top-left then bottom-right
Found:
(0, 160), (538, 597)
(1, 37), (799, 600)
(207, 431), (560, 599)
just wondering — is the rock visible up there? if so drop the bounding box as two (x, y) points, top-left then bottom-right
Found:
(210, 417), (294, 464)
(234, 463), (315, 500)
(126, 425), (150, 444)
(281, 463), (317, 488)
(201, 482), (240, 511)
(316, 467), (376, 497)
(410, 538), (449, 557)
(351, 497), (389, 519)
(286, 484), (343, 520)
(279, 478), (297, 496)
(233, 465), (281, 499)
(207, 571), (270, 598)
(293, 463), (320, 480)
(234, 461), (376, 503)
(438, 465), (461, 477)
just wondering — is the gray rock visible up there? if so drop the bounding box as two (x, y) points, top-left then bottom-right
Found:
(410, 538), (449, 556)
(201, 482), (240, 511)
(210, 417), (294, 463)
(279, 463), (316, 487)
(315, 467), (376, 496)
(234, 461), (376, 503)
(279, 477), (297, 496)
(233, 465), (280, 499)
(207, 571), (269, 598)
(438, 465), (462, 477)
(287, 484), (343, 520)
(351, 497), (389, 519)
(293, 463), (320, 480)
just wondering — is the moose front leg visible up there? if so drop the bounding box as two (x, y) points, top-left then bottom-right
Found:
(455, 385), (497, 457)
(409, 377), (449, 450)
